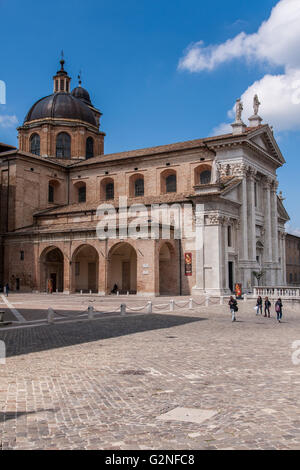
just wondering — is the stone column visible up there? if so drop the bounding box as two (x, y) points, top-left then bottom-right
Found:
(63, 255), (71, 294)
(264, 178), (273, 262)
(271, 181), (279, 264)
(193, 208), (205, 292)
(248, 169), (257, 261)
(281, 232), (287, 285)
(241, 177), (248, 260)
(224, 219), (229, 291)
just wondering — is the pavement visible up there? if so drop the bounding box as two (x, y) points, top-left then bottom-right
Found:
(0, 294), (300, 450)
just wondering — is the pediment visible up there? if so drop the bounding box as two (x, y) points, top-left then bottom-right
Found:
(247, 126), (285, 165)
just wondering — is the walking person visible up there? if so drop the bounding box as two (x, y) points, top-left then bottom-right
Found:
(229, 296), (238, 322)
(256, 296), (263, 315)
(264, 297), (271, 317)
(275, 298), (283, 323)
(5, 283), (9, 297)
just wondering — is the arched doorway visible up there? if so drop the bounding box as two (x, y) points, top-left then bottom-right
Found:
(40, 247), (64, 292)
(72, 245), (99, 293)
(159, 242), (179, 295)
(108, 243), (137, 294)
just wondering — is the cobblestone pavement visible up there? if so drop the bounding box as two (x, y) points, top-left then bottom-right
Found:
(1, 298), (300, 450)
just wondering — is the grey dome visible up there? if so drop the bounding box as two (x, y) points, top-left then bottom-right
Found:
(24, 92), (97, 126)
(71, 86), (92, 105)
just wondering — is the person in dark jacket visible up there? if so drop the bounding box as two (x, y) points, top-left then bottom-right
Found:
(275, 298), (283, 323)
(5, 283), (9, 297)
(229, 296), (238, 322)
(256, 296), (263, 315)
(264, 297), (271, 318)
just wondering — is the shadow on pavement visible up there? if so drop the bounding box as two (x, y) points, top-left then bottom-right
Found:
(0, 313), (205, 358)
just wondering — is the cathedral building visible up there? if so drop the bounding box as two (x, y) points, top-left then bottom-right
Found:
(0, 59), (290, 296)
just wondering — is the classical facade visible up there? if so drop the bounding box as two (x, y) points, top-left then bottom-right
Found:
(0, 61), (290, 295)
(286, 233), (300, 285)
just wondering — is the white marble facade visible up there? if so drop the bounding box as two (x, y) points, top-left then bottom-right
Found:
(192, 103), (289, 295)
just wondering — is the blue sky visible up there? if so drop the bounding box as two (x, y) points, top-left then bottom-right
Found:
(0, 0), (299, 232)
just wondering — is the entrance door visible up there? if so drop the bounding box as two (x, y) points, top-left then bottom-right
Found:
(88, 262), (96, 292)
(51, 273), (57, 292)
(228, 262), (234, 292)
(122, 262), (130, 293)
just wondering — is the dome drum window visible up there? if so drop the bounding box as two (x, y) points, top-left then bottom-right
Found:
(56, 132), (71, 159)
(30, 133), (40, 156)
(86, 137), (94, 159)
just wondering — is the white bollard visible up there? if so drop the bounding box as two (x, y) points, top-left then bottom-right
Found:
(205, 296), (209, 307)
(189, 298), (193, 310)
(220, 296), (224, 305)
(88, 305), (94, 320)
(89, 290), (92, 295)
(80, 290), (83, 295)
(47, 307), (55, 324)
(146, 301), (152, 314)
(127, 291), (129, 296)
(117, 291), (119, 296)
(120, 304), (126, 316)
(170, 300), (174, 312)
(56, 289), (58, 293)
(244, 294), (248, 302)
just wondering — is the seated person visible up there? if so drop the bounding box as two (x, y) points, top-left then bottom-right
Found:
(111, 283), (118, 294)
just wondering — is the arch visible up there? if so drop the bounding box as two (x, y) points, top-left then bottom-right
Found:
(160, 169), (177, 194)
(129, 173), (145, 197)
(71, 244), (99, 293)
(100, 177), (114, 201)
(107, 242), (137, 294)
(159, 242), (179, 295)
(74, 181), (86, 203)
(194, 164), (212, 186)
(56, 132), (71, 158)
(40, 246), (64, 292)
(30, 133), (40, 156)
(86, 136), (94, 159)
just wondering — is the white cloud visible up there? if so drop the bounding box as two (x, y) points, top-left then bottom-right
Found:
(178, 0), (300, 72)
(178, 0), (300, 133)
(0, 114), (18, 128)
(286, 224), (300, 237)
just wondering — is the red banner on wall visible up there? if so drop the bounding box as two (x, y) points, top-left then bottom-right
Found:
(185, 253), (192, 276)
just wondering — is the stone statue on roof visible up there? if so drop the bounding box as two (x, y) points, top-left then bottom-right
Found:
(235, 98), (243, 122)
(253, 94), (261, 116)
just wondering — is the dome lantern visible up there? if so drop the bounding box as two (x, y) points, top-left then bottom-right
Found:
(53, 51), (71, 94)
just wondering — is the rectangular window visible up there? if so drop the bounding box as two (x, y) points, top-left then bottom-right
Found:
(78, 186), (86, 203)
(48, 185), (54, 203)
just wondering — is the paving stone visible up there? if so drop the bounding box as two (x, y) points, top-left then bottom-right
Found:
(0, 296), (300, 449)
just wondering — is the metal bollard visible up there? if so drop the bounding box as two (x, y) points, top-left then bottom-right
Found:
(120, 303), (126, 316)
(88, 305), (94, 320)
(189, 298), (193, 310)
(170, 300), (174, 312)
(47, 307), (55, 324)
(0, 310), (5, 323)
(205, 296), (209, 307)
(146, 301), (152, 314)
